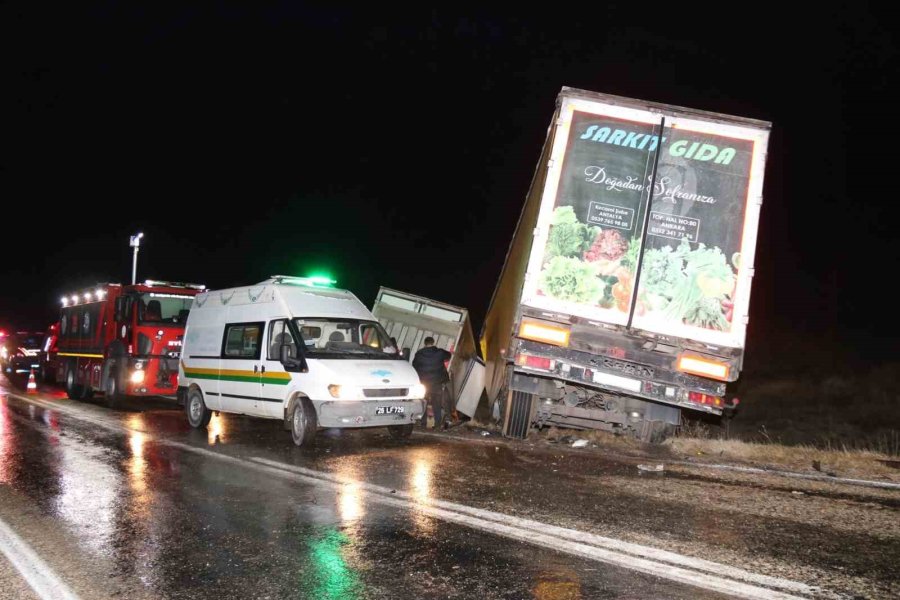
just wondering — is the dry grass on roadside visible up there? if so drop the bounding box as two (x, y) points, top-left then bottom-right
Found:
(459, 418), (900, 480)
(666, 436), (900, 480)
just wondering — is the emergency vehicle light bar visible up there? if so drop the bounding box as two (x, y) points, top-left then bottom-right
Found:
(61, 287), (108, 306)
(143, 280), (206, 290)
(270, 275), (337, 287)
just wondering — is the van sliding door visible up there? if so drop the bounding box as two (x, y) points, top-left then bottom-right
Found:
(218, 322), (263, 416)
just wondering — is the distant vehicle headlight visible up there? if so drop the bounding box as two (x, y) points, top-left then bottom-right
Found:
(410, 384), (426, 399)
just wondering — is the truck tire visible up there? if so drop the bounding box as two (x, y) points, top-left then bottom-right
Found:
(639, 420), (676, 444)
(105, 369), (125, 409)
(387, 424), (414, 439)
(290, 397), (317, 447)
(65, 365), (84, 400)
(185, 387), (212, 429)
(504, 390), (535, 439)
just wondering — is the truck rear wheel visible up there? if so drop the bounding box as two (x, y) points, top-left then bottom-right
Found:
(65, 366), (84, 400)
(638, 420), (676, 444)
(290, 397), (317, 447)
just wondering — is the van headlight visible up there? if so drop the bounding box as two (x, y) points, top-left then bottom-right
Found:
(410, 384), (426, 399)
(328, 384), (343, 399)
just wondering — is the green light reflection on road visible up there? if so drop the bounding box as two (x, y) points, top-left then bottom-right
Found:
(308, 528), (360, 600)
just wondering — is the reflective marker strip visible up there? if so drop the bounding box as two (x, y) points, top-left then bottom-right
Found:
(57, 353), (104, 359)
(0, 516), (81, 600)
(181, 363), (291, 385)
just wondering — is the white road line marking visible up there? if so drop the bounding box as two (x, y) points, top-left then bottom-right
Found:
(0, 516), (81, 600)
(250, 455), (819, 596)
(247, 457), (812, 600)
(6, 392), (820, 599)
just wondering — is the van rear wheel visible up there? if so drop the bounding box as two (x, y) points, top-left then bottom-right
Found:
(186, 388), (212, 429)
(290, 397), (317, 447)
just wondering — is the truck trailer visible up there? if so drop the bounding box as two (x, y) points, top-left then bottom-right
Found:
(482, 87), (771, 441)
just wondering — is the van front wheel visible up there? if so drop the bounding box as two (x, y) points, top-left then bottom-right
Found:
(387, 424), (413, 439)
(290, 397), (317, 447)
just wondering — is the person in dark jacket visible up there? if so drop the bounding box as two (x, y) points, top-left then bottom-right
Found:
(412, 337), (451, 429)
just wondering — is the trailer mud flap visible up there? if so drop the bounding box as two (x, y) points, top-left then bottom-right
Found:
(503, 390), (535, 439)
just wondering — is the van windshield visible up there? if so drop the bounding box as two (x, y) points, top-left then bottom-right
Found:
(293, 318), (399, 359)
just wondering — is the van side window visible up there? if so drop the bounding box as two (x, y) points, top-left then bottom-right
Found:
(222, 323), (263, 359)
(267, 320), (298, 361)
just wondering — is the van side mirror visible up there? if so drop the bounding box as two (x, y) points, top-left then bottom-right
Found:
(281, 344), (308, 373)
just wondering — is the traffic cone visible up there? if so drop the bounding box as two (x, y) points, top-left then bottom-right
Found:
(26, 368), (37, 393)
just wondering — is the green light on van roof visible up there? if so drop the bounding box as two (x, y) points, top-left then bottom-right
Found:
(271, 274), (337, 287)
(307, 275), (337, 286)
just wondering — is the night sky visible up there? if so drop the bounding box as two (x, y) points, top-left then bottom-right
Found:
(3, 4), (898, 362)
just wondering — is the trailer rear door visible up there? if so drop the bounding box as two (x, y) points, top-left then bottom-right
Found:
(520, 93), (770, 349)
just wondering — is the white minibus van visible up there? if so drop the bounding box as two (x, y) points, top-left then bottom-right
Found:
(178, 276), (426, 446)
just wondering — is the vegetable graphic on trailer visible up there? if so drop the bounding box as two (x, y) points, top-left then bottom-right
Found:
(521, 97), (767, 349)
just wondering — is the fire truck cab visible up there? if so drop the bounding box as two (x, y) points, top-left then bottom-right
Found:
(56, 280), (204, 406)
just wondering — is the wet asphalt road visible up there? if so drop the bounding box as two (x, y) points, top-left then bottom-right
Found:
(0, 376), (898, 599)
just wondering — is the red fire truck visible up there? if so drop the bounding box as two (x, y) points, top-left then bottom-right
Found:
(54, 280), (204, 406)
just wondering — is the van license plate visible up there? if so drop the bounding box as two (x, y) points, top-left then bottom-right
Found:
(376, 406), (404, 415)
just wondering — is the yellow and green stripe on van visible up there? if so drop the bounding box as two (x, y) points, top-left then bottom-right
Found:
(181, 362), (292, 385)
